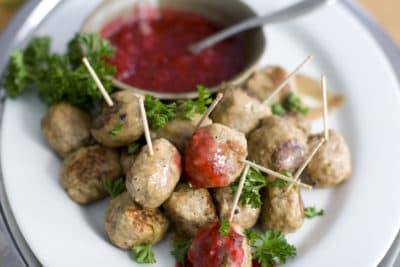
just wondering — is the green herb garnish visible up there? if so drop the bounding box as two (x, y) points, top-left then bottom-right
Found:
(131, 244), (156, 264)
(286, 92), (309, 114)
(171, 236), (192, 265)
(274, 171), (291, 187)
(304, 207), (324, 219)
(127, 143), (140, 154)
(271, 92), (309, 116)
(219, 219), (231, 236)
(231, 167), (291, 209)
(100, 178), (126, 198)
(232, 166), (267, 208)
(271, 103), (286, 116)
(144, 95), (176, 129)
(245, 229), (296, 267)
(4, 34), (116, 109)
(180, 85), (213, 120)
(110, 121), (124, 136)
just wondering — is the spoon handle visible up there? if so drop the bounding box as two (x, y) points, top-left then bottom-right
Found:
(189, 0), (333, 54)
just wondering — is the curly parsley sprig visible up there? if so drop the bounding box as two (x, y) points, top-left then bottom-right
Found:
(304, 207), (325, 219)
(219, 219), (231, 236)
(144, 95), (177, 129)
(143, 86), (212, 129)
(132, 244), (156, 264)
(179, 85), (213, 120)
(231, 167), (290, 209)
(271, 92), (309, 116)
(245, 229), (296, 267)
(4, 34), (116, 109)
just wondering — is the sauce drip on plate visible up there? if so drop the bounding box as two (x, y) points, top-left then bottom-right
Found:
(102, 7), (246, 93)
(295, 75), (345, 120)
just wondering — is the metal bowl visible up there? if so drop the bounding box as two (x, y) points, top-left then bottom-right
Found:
(81, 0), (266, 99)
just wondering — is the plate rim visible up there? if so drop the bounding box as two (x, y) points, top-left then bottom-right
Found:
(0, 1), (399, 266)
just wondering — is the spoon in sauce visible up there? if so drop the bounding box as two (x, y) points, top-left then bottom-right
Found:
(189, 0), (335, 54)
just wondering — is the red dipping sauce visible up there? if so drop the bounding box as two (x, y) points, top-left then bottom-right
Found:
(188, 222), (245, 267)
(101, 7), (246, 93)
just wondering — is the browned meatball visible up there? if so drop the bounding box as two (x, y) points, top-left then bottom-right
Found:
(245, 66), (294, 102)
(126, 138), (182, 208)
(163, 183), (217, 236)
(105, 192), (169, 249)
(60, 145), (122, 204)
(213, 186), (260, 229)
(248, 115), (307, 172)
(304, 130), (352, 187)
(260, 185), (304, 233)
(210, 84), (270, 134)
(41, 102), (92, 157)
(151, 113), (212, 153)
(91, 90), (144, 147)
(185, 123), (248, 188)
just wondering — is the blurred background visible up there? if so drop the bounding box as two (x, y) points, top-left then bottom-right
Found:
(0, 0), (399, 46)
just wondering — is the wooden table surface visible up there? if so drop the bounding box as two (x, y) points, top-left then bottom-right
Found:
(0, 0), (399, 46)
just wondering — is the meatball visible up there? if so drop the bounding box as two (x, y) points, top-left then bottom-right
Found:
(213, 186), (260, 229)
(151, 113), (212, 153)
(105, 192), (169, 249)
(245, 66), (294, 102)
(91, 90), (144, 147)
(283, 113), (311, 135)
(304, 130), (352, 187)
(260, 185), (304, 233)
(185, 123), (248, 188)
(41, 102), (92, 157)
(163, 183), (218, 236)
(126, 138), (182, 208)
(188, 222), (252, 267)
(248, 115), (307, 172)
(60, 145), (122, 204)
(210, 84), (270, 134)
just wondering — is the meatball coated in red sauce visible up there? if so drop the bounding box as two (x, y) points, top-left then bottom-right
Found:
(185, 124), (247, 188)
(188, 222), (244, 267)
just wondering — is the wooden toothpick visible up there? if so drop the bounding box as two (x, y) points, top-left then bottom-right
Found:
(263, 55), (312, 105)
(228, 164), (250, 222)
(138, 95), (154, 156)
(195, 92), (223, 130)
(241, 159), (312, 190)
(322, 75), (329, 140)
(287, 138), (325, 191)
(82, 57), (114, 107)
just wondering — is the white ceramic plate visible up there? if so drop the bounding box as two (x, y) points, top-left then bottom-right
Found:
(2, 0), (400, 266)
